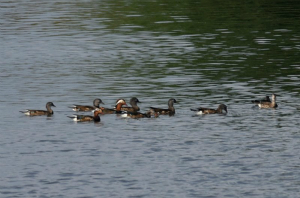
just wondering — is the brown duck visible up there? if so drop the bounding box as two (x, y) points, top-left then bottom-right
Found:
(191, 104), (228, 115)
(20, 102), (56, 116)
(258, 94), (278, 108)
(70, 98), (104, 111)
(67, 108), (103, 122)
(121, 108), (158, 118)
(100, 98), (127, 114)
(150, 98), (177, 116)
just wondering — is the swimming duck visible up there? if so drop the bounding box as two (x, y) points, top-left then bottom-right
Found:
(150, 98), (177, 115)
(70, 98), (104, 111)
(20, 102), (56, 116)
(191, 104), (228, 115)
(258, 94), (278, 108)
(251, 96), (271, 104)
(121, 108), (158, 118)
(67, 108), (103, 122)
(100, 98), (127, 114)
(119, 97), (140, 112)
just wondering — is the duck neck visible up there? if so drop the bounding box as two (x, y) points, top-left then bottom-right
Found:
(272, 96), (276, 104)
(93, 112), (101, 122)
(93, 100), (100, 108)
(115, 103), (124, 111)
(132, 104), (140, 112)
(169, 106), (175, 112)
(168, 102), (175, 112)
(46, 106), (53, 114)
(94, 103), (100, 108)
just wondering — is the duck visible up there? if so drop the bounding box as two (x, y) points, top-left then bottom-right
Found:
(191, 104), (228, 115)
(149, 98), (177, 115)
(70, 98), (104, 111)
(251, 96), (271, 104)
(20, 102), (56, 116)
(100, 98), (127, 114)
(121, 108), (158, 118)
(67, 108), (103, 122)
(258, 94), (278, 108)
(119, 97), (140, 112)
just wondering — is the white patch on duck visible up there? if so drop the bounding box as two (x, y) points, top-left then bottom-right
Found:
(120, 113), (128, 118)
(68, 115), (79, 121)
(196, 110), (204, 115)
(23, 110), (31, 115)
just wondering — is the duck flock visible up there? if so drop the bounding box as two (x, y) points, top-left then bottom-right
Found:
(20, 94), (278, 122)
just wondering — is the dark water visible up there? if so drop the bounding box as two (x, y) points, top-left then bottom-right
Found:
(1, 0), (300, 197)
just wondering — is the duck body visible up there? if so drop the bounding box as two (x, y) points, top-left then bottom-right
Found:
(120, 106), (139, 112)
(121, 111), (150, 118)
(20, 102), (56, 116)
(251, 96), (271, 104)
(150, 98), (177, 115)
(258, 94), (278, 108)
(71, 105), (96, 112)
(258, 103), (278, 108)
(68, 109), (102, 122)
(191, 104), (227, 115)
(70, 98), (104, 111)
(121, 109), (158, 118)
(100, 108), (119, 114)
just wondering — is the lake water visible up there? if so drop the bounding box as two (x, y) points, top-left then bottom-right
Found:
(1, 0), (300, 197)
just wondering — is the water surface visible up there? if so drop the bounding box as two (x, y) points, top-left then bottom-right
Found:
(1, 0), (300, 197)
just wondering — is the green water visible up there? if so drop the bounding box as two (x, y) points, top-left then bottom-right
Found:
(67, 0), (300, 89)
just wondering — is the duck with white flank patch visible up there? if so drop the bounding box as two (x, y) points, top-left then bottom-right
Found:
(67, 108), (103, 122)
(69, 98), (104, 111)
(121, 108), (159, 118)
(100, 98), (127, 114)
(191, 104), (228, 115)
(20, 102), (56, 116)
(257, 94), (278, 108)
(149, 98), (177, 116)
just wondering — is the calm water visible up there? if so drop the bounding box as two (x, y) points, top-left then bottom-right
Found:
(1, 0), (300, 197)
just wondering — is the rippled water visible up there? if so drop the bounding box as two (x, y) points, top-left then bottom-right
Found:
(1, 0), (300, 197)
